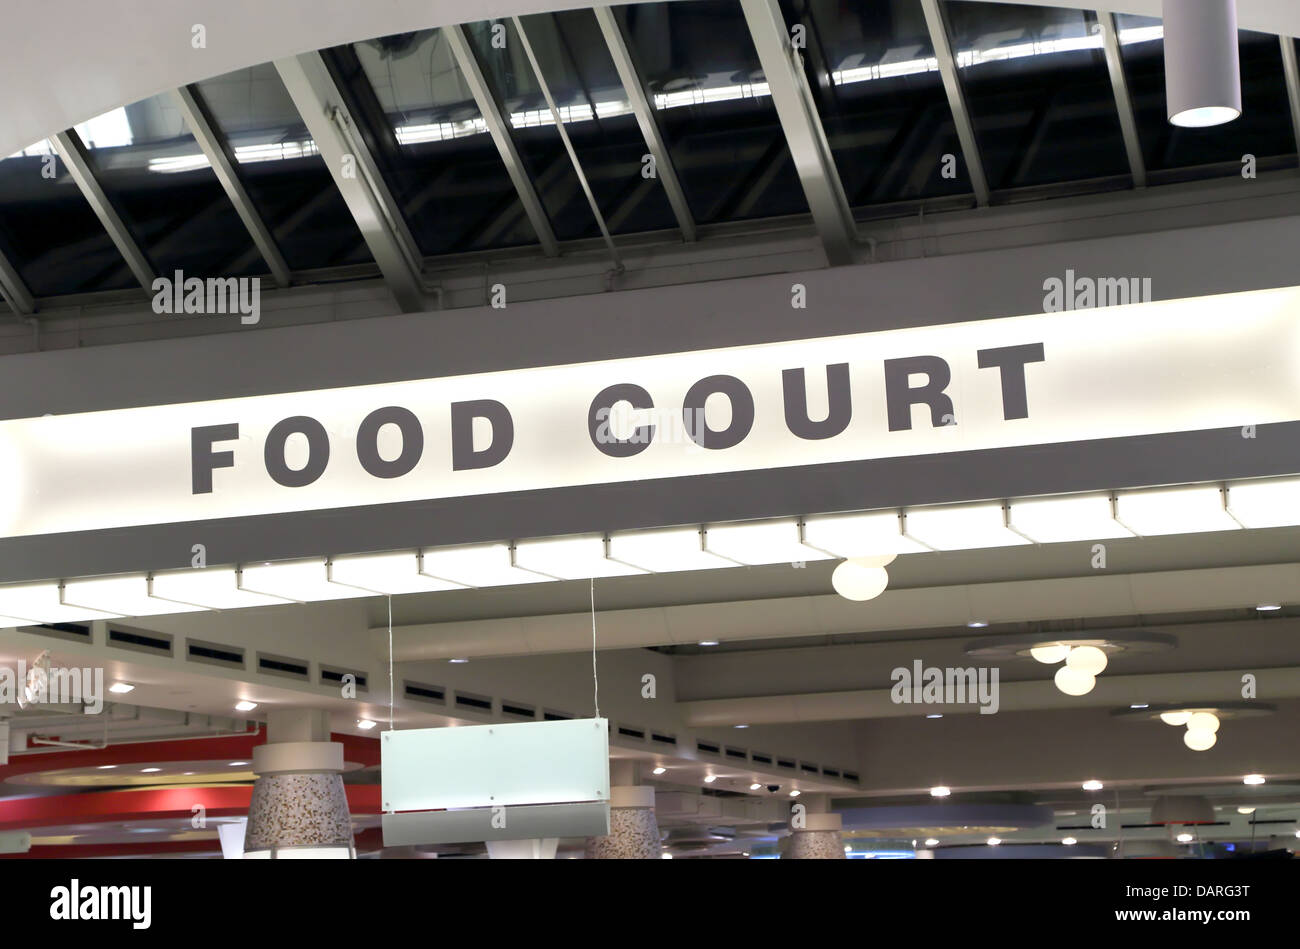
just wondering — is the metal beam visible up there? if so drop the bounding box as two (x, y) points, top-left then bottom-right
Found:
(443, 24), (560, 258)
(171, 84), (292, 288)
(739, 0), (856, 265)
(274, 52), (428, 312)
(919, 0), (990, 206)
(0, 249), (34, 315)
(1280, 36), (1300, 161)
(50, 130), (155, 292)
(593, 6), (697, 242)
(1099, 11), (1148, 188)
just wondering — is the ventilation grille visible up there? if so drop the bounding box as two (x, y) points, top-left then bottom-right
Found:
(617, 725), (646, 740)
(800, 762), (819, 774)
(320, 665), (367, 691)
(25, 622), (92, 643)
(696, 741), (720, 755)
(404, 681), (445, 704)
(187, 639), (245, 669)
(651, 732), (677, 745)
(777, 759), (796, 770)
(543, 709), (573, 721)
(752, 752), (773, 765)
(725, 747), (748, 760)
(501, 701), (535, 718)
(107, 625), (173, 656)
(257, 652), (310, 681)
(454, 691), (493, 712)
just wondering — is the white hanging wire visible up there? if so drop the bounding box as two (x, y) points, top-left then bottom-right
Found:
(387, 594), (395, 732)
(590, 578), (600, 719)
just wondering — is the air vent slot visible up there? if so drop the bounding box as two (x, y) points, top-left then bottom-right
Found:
(542, 709), (573, 721)
(454, 691), (493, 712)
(752, 753), (773, 765)
(800, 762), (819, 774)
(843, 772), (859, 782)
(320, 665), (367, 691)
(257, 652), (309, 680)
(1248, 818), (1297, 825)
(651, 733), (677, 745)
(777, 759), (796, 770)
(501, 701), (535, 718)
(187, 639), (245, 669)
(107, 626), (173, 656)
(25, 622), (92, 643)
(404, 681), (445, 704)
(725, 747), (747, 760)
(617, 726), (646, 740)
(696, 741), (720, 755)
(823, 768), (840, 778)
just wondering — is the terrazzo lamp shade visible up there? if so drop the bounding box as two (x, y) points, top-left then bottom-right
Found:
(244, 740), (354, 859)
(786, 812), (847, 859)
(584, 786), (661, 859)
(1163, 0), (1241, 127)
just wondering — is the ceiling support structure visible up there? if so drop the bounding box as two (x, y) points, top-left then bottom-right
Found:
(274, 52), (429, 312)
(512, 16), (622, 270)
(0, 250), (34, 315)
(919, 0), (991, 206)
(593, 6), (697, 242)
(443, 24), (560, 258)
(50, 130), (155, 293)
(1098, 12), (1148, 188)
(739, 0), (857, 266)
(171, 84), (292, 288)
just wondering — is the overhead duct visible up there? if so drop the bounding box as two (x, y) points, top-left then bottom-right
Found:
(1164, 0), (1242, 127)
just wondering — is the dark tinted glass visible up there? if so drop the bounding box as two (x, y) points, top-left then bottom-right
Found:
(943, 2), (1130, 190)
(0, 138), (136, 296)
(1116, 15), (1296, 181)
(615, 0), (810, 224)
(517, 9), (680, 235)
(327, 30), (539, 256)
(74, 93), (264, 280)
(195, 65), (372, 271)
(781, 0), (969, 207)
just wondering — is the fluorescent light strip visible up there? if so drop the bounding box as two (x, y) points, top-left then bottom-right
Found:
(62, 575), (204, 617)
(512, 535), (646, 580)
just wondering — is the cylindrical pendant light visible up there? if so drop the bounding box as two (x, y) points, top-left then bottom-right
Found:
(1163, 0), (1241, 127)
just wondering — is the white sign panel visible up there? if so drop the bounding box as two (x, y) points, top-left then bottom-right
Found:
(1, 286), (1297, 540)
(381, 717), (610, 812)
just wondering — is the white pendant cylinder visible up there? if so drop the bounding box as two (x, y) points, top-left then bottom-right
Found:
(1163, 0), (1241, 127)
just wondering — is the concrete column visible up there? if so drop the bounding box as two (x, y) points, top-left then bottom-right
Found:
(585, 786), (662, 859)
(785, 793), (846, 859)
(244, 709), (354, 858)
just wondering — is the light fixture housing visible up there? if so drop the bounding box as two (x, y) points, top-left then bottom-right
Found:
(930, 786), (951, 798)
(830, 560), (890, 601)
(1082, 779), (1104, 791)
(234, 700), (258, 712)
(108, 682), (135, 694)
(1163, 0), (1241, 128)
(1242, 774), (1266, 786)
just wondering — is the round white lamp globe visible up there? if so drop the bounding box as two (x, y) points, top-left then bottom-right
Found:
(1159, 711), (1191, 726)
(1029, 643), (1070, 664)
(1184, 729), (1217, 751)
(1054, 666), (1096, 696)
(1065, 645), (1108, 676)
(1186, 711), (1220, 734)
(831, 561), (889, 601)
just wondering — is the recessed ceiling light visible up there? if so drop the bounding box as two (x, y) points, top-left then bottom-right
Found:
(1130, 703), (1149, 709)
(448, 658), (469, 664)
(1237, 806), (1256, 815)
(97, 765), (117, 770)
(924, 838), (939, 847)
(234, 700), (258, 712)
(750, 783), (762, 790)
(1176, 832), (1195, 843)
(1256, 603), (1282, 611)
(229, 761), (249, 767)
(789, 789), (801, 797)
(1082, 779), (1104, 791)
(966, 620), (988, 628)
(987, 837), (1001, 846)
(1243, 774), (1266, 785)
(183, 772), (195, 776)
(703, 775), (717, 783)
(661, 852), (673, 859)
(733, 724), (749, 729)
(930, 786), (951, 798)
(698, 640), (719, 647)
(926, 713), (943, 719)
(652, 767), (666, 775)
(108, 682), (135, 694)
(141, 767), (161, 773)
(356, 719), (377, 730)
(1062, 837), (1077, 845)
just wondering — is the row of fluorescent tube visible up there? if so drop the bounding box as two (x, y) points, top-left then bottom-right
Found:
(0, 477), (1295, 626)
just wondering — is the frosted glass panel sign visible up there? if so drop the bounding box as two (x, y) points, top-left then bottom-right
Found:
(382, 717), (610, 812)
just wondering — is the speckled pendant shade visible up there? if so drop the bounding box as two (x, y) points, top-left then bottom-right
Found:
(585, 786), (662, 859)
(244, 738), (354, 858)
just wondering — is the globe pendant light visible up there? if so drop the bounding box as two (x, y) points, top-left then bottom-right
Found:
(1065, 645), (1108, 677)
(1054, 665), (1096, 696)
(1163, 0), (1242, 127)
(831, 559), (890, 601)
